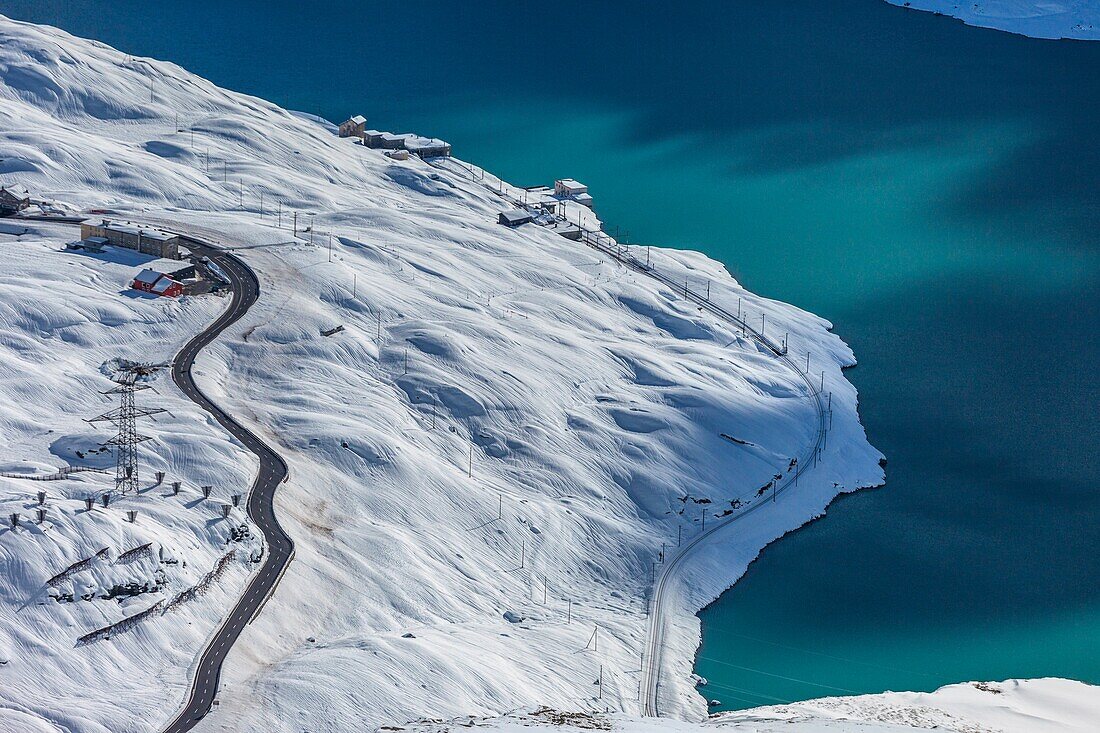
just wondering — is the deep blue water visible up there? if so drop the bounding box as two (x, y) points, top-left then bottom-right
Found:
(3, 0), (1097, 711)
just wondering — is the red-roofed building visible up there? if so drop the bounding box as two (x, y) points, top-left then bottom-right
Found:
(132, 268), (184, 297)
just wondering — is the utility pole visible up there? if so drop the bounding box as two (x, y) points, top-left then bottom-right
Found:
(88, 367), (164, 495)
(259, 190), (264, 218)
(677, 524), (682, 546)
(292, 211), (297, 236)
(223, 161), (227, 183)
(567, 599), (572, 624)
(701, 505), (706, 531)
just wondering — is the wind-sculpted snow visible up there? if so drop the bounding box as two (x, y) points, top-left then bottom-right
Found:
(0, 224), (261, 732)
(0, 13), (916, 733)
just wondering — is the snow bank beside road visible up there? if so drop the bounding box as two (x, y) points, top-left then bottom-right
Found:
(887, 0), (1100, 40)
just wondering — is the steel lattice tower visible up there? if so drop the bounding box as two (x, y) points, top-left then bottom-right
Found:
(89, 369), (164, 494)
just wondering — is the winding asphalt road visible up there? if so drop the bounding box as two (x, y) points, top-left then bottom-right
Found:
(23, 217), (294, 728)
(160, 237), (295, 732)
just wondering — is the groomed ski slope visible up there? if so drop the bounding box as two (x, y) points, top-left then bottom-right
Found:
(4, 13), (1091, 733)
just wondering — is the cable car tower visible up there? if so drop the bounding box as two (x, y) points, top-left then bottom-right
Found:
(89, 363), (165, 494)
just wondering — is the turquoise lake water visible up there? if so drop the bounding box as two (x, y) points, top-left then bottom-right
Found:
(3, 0), (1098, 711)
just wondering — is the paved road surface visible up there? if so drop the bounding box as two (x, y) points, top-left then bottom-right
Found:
(161, 237), (294, 733)
(24, 217), (295, 730)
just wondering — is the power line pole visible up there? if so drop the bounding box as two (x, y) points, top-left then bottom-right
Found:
(88, 369), (164, 495)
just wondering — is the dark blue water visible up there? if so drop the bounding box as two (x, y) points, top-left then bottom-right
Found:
(4, 0), (1098, 711)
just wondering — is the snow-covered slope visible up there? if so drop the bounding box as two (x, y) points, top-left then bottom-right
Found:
(886, 0), (1100, 40)
(9, 12), (1081, 733)
(0, 222), (259, 732)
(421, 679), (1100, 733)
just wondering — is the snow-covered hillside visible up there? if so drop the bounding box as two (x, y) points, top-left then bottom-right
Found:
(2, 12), (1081, 733)
(419, 679), (1100, 733)
(886, 0), (1100, 39)
(0, 222), (260, 731)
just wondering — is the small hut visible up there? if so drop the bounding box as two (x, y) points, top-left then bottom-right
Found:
(0, 185), (30, 215)
(338, 115), (368, 139)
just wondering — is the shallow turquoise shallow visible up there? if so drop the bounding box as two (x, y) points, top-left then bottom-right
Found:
(5, 0), (1098, 711)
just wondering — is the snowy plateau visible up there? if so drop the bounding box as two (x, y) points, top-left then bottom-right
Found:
(0, 12), (1096, 733)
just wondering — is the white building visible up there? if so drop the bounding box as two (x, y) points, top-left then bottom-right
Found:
(554, 179), (587, 197)
(554, 179), (594, 208)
